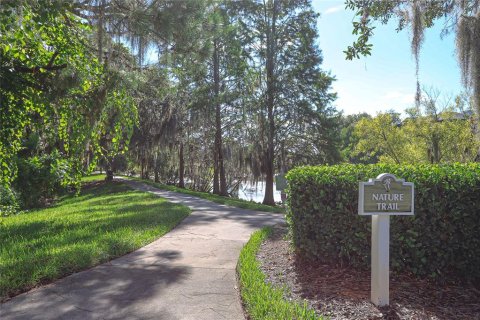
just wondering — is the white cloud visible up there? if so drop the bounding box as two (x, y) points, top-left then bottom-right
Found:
(324, 5), (343, 15)
(334, 87), (415, 115)
(382, 91), (414, 104)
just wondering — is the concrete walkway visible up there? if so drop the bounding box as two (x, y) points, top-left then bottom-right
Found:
(0, 179), (284, 320)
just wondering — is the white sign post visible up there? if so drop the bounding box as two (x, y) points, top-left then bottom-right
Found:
(358, 173), (414, 307)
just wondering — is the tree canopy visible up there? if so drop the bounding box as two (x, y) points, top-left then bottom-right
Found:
(353, 90), (478, 164)
(3, 0), (476, 214)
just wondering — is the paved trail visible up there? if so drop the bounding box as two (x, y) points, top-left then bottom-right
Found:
(0, 179), (284, 320)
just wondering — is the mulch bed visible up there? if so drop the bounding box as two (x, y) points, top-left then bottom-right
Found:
(257, 225), (480, 320)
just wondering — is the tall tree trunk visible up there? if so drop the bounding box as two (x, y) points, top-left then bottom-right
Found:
(432, 135), (441, 163)
(263, 105), (275, 205)
(179, 141), (185, 188)
(262, 0), (277, 206)
(97, 0), (105, 63)
(212, 37), (220, 195)
(154, 152), (159, 182)
(213, 37), (228, 196)
(213, 144), (220, 194)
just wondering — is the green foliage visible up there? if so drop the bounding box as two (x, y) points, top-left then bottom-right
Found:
(94, 87), (138, 168)
(0, 185), (19, 217)
(0, 0), (100, 186)
(286, 164), (480, 284)
(0, 182), (190, 300)
(353, 109), (479, 164)
(13, 153), (70, 209)
(338, 113), (374, 163)
(237, 228), (322, 320)
(353, 113), (407, 164)
(227, 0), (339, 204)
(1, 1), (138, 205)
(343, 0), (455, 60)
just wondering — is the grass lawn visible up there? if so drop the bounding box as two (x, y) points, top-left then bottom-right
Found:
(0, 181), (190, 301)
(125, 176), (285, 214)
(237, 228), (322, 320)
(80, 173), (106, 182)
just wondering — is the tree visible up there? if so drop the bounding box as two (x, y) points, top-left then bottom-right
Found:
(0, 0), (109, 188)
(202, 3), (247, 196)
(68, 0), (207, 65)
(158, 1), (254, 195)
(402, 88), (479, 163)
(353, 112), (407, 164)
(344, 0), (480, 117)
(68, 0), (210, 188)
(1, 0), (139, 212)
(232, 0), (336, 205)
(338, 113), (374, 163)
(353, 92), (479, 164)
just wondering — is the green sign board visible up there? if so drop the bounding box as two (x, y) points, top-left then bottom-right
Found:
(359, 173), (414, 215)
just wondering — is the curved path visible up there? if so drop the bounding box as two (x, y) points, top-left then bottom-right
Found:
(0, 179), (284, 320)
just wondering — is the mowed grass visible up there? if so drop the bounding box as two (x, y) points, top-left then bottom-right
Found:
(80, 173), (106, 182)
(237, 228), (323, 320)
(125, 176), (285, 214)
(0, 182), (190, 301)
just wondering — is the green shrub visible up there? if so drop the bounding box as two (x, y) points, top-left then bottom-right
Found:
(286, 164), (480, 284)
(0, 185), (20, 216)
(13, 153), (70, 209)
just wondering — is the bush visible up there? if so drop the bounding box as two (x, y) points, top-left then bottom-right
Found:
(286, 164), (480, 284)
(13, 153), (70, 209)
(0, 185), (20, 216)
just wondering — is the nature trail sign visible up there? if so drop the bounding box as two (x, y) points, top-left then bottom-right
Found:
(358, 173), (414, 307)
(359, 173), (414, 215)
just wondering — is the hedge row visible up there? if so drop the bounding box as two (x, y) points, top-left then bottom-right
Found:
(286, 164), (480, 284)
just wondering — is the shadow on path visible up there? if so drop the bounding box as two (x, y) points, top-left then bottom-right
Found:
(2, 250), (189, 320)
(122, 179), (285, 233)
(1, 179), (284, 320)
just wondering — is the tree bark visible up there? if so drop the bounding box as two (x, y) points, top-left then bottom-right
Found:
(213, 144), (219, 193)
(262, 0), (277, 206)
(213, 37), (228, 196)
(212, 33), (220, 196)
(212, 146), (220, 194)
(178, 141), (185, 188)
(432, 135), (441, 163)
(154, 152), (159, 182)
(105, 167), (113, 182)
(97, 0), (105, 63)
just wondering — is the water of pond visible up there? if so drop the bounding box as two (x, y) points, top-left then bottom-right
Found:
(117, 173), (282, 204)
(235, 181), (282, 203)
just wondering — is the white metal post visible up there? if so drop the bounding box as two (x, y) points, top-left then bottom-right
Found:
(371, 215), (390, 306)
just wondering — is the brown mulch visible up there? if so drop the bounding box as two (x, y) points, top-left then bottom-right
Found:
(257, 225), (480, 320)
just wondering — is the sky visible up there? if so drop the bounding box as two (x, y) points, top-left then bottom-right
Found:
(311, 0), (464, 115)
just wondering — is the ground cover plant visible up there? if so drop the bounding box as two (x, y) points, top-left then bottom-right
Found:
(237, 227), (322, 320)
(287, 163), (480, 284)
(0, 181), (190, 301)
(125, 176), (284, 214)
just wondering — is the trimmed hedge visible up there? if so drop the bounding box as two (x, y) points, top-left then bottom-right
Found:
(286, 164), (480, 284)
